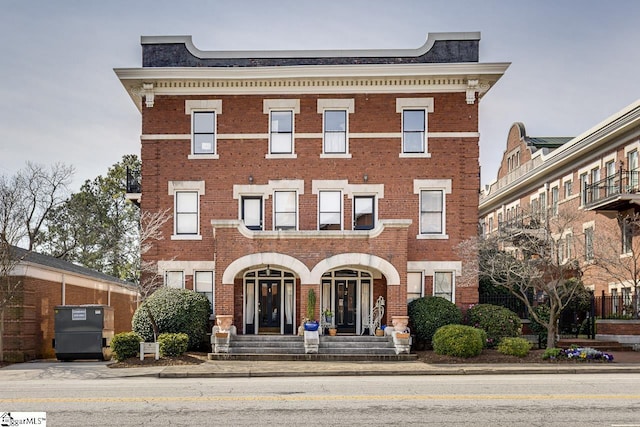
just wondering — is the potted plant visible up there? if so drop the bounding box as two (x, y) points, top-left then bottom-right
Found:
(304, 289), (319, 331)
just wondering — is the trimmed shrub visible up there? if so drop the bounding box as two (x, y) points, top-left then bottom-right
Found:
(497, 337), (532, 357)
(132, 287), (211, 350)
(111, 331), (142, 362)
(408, 296), (463, 344)
(158, 333), (189, 357)
(466, 304), (521, 348)
(432, 324), (484, 358)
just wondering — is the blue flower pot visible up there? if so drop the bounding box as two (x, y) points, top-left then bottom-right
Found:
(304, 321), (319, 331)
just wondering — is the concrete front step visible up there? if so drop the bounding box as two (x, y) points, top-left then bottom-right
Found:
(209, 353), (418, 361)
(213, 334), (408, 360)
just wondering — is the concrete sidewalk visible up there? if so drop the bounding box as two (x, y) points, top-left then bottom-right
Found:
(2, 358), (640, 380)
(156, 359), (640, 378)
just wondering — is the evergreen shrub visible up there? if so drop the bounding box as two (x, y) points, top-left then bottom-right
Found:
(158, 332), (189, 357)
(132, 287), (211, 350)
(467, 304), (521, 348)
(432, 324), (485, 358)
(408, 296), (463, 344)
(111, 332), (142, 362)
(496, 337), (532, 357)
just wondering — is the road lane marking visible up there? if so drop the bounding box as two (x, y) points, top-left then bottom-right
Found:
(1, 394), (640, 404)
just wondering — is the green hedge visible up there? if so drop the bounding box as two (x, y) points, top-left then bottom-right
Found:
(111, 332), (142, 362)
(158, 333), (189, 357)
(432, 324), (485, 358)
(496, 337), (532, 357)
(467, 304), (521, 348)
(408, 296), (463, 344)
(132, 287), (211, 350)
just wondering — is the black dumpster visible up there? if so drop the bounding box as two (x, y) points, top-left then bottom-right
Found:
(53, 305), (114, 361)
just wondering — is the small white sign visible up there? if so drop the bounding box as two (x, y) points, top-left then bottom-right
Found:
(140, 342), (160, 361)
(0, 412), (47, 426)
(71, 308), (86, 321)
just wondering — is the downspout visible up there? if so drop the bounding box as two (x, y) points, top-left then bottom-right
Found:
(61, 274), (66, 305)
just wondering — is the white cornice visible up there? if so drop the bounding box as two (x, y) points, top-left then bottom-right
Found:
(116, 63), (508, 111)
(115, 62), (508, 81)
(140, 32), (481, 59)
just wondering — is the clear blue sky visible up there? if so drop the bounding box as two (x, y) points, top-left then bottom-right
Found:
(2, 0), (639, 189)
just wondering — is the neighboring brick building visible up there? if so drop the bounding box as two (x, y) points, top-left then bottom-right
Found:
(480, 100), (640, 304)
(116, 32), (508, 335)
(3, 246), (138, 361)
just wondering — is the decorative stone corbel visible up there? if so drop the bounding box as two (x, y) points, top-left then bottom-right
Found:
(466, 79), (479, 105)
(143, 82), (155, 108)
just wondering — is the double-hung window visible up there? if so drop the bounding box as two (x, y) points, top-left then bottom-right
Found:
(407, 272), (423, 303)
(434, 272), (454, 302)
(402, 110), (426, 153)
(318, 99), (353, 157)
(318, 191), (342, 230)
(628, 150), (638, 190)
(270, 111), (293, 154)
(194, 271), (214, 311)
(264, 99), (299, 158)
(241, 196), (263, 231)
(165, 271), (184, 289)
(185, 100), (221, 159)
(354, 195), (375, 230)
(580, 173), (588, 205)
(192, 111), (216, 155)
(622, 217), (633, 254)
(551, 187), (559, 216)
(175, 191), (199, 235)
(274, 190), (297, 230)
(415, 179), (450, 239)
(605, 160), (616, 196)
(420, 190), (444, 234)
(169, 181), (204, 240)
(323, 110), (347, 154)
(397, 98), (433, 157)
(585, 226), (594, 261)
(564, 180), (572, 198)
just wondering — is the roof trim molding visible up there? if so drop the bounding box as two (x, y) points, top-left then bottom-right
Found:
(140, 32), (481, 60)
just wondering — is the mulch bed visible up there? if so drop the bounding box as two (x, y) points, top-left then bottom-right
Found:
(416, 348), (640, 364)
(108, 352), (208, 368)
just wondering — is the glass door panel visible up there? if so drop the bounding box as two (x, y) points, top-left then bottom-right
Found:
(258, 280), (280, 332)
(335, 279), (356, 333)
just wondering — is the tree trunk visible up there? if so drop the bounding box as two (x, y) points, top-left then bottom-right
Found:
(0, 309), (4, 362)
(143, 305), (159, 341)
(546, 311), (559, 349)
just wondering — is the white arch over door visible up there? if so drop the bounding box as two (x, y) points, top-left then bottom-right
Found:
(309, 253), (400, 285)
(222, 252), (311, 284)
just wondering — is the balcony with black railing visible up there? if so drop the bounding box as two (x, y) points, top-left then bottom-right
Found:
(583, 169), (640, 211)
(125, 167), (141, 206)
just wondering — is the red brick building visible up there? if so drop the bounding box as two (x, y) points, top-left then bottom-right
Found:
(480, 101), (640, 301)
(116, 33), (508, 335)
(4, 247), (138, 361)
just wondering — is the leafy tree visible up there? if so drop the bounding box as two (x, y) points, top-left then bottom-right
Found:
(458, 205), (590, 349)
(38, 155), (140, 281)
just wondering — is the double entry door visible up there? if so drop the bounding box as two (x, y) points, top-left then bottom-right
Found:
(244, 270), (295, 334)
(333, 279), (357, 333)
(322, 270), (372, 335)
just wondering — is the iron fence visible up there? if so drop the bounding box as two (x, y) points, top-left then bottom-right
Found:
(594, 294), (639, 320)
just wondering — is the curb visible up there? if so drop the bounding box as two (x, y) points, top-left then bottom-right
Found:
(156, 364), (640, 378)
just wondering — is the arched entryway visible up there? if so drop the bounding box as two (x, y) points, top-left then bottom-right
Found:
(321, 269), (375, 335)
(243, 268), (296, 335)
